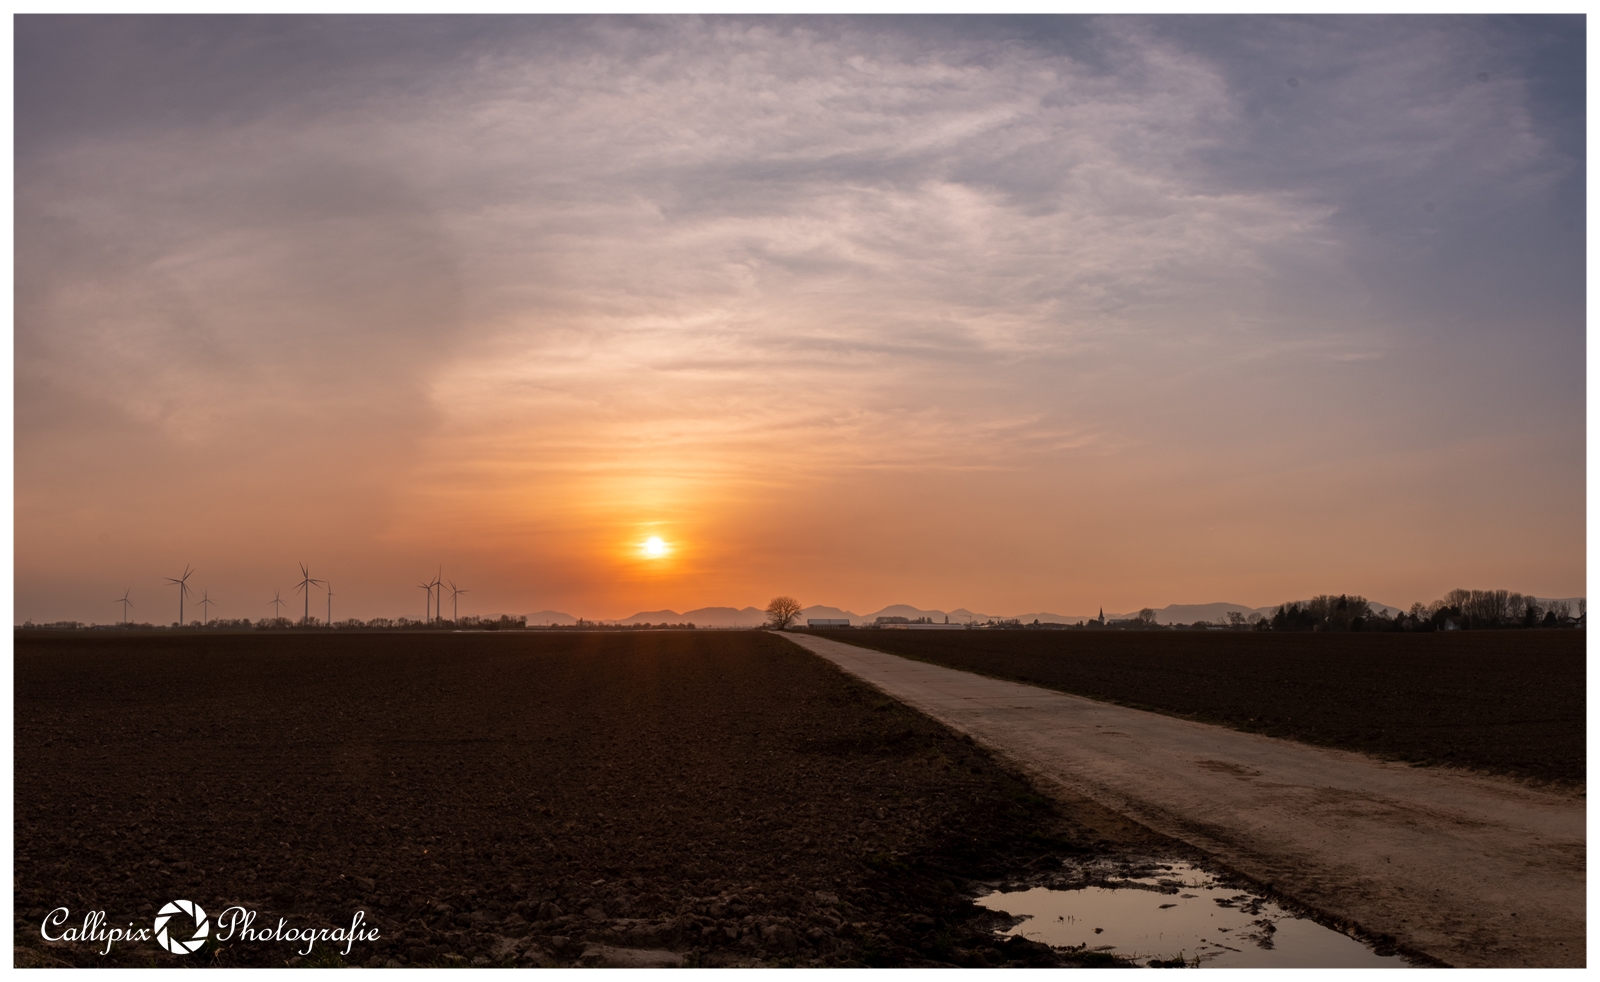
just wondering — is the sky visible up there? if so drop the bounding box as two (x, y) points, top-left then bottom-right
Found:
(14, 15), (1586, 624)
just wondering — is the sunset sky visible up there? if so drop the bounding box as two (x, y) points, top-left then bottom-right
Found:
(15, 15), (1586, 624)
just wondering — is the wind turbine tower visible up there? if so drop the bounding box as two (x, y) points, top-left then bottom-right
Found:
(418, 579), (434, 624)
(197, 589), (216, 626)
(326, 582), (335, 628)
(115, 589), (134, 625)
(269, 589), (287, 624)
(164, 565), (195, 625)
(450, 580), (468, 622)
(295, 563), (324, 626)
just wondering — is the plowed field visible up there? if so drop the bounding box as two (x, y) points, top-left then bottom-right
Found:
(14, 630), (1182, 968)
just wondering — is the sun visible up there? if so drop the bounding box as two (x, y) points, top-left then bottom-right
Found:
(643, 536), (669, 558)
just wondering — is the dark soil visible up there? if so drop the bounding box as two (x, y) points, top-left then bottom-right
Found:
(810, 629), (1585, 785)
(14, 630), (1189, 968)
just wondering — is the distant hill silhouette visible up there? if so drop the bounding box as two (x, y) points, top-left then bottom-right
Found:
(523, 610), (578, 626)
(565, 606), (771, 627)
(618, 606), (767, 627)
(799, 605), (861, 624)
(526, 596), (1579, 629)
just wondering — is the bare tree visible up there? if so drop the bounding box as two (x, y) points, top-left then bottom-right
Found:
(766, 596), (803, 629)
(1518, 594), (1545, 627)
(1474, 589), (1510, 627)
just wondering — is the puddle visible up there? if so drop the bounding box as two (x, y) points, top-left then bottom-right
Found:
(976, 862), (1405, 968)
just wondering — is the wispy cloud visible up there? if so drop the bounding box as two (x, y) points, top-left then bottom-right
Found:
(15, 16), (1583, 620)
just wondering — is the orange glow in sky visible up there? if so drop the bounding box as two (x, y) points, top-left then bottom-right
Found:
(13, 17), (1585, 624)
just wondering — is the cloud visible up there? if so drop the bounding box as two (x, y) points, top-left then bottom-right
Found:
(15, 16), (1584, 620)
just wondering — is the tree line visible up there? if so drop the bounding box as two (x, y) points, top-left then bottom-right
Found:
(18, 614), (531, 632)
(1260, 590), (1582, 633)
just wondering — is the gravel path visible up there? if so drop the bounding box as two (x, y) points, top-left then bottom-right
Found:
(783, 632), (1585, 967)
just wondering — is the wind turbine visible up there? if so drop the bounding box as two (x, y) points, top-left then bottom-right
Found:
(431, 568), (443, 624)
(115, 589), (133, 625)
(418, 579), (434, 623)
(196, 589), (216, 626)
(165, 565), (195, 625)
(449, 580), (467, 622)
(269, 589), (287, 624)
(295, 563), (324, 626)
(326, 582), (334, 628)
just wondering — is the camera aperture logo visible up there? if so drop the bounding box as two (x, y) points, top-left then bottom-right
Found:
(42, 899), (379, 957)
(154, 899), (209, 954)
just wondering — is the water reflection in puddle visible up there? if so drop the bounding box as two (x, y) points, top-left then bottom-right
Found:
(976, 862), (1404, 968)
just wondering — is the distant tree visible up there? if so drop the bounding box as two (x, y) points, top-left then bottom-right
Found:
(1419, 588), (1523, 628)
(766, 596), (803, 629)
(1429, 603), (1461, 630)
(1271, 602), (1318, 632)
(1465, 589), (1511, 628)
(1303, 594), (1370, 631)
(1225, 611), (1248, 630)
(1362, 607), (1397, 632)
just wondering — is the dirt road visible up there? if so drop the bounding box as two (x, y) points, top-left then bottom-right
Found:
(784, 633), (1585, 967)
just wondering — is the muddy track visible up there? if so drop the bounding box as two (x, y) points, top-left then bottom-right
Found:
(783, 632), (1586, 968)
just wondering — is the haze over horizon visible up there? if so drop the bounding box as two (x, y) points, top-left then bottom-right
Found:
(16, 15), (1584, 625)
